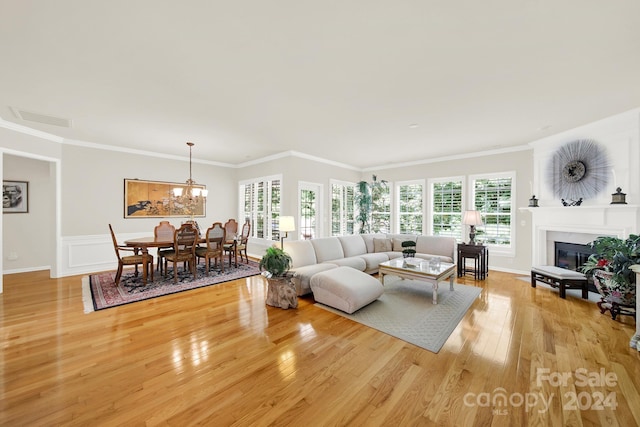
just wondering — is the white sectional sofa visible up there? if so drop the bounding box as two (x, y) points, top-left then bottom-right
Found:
(283, 233), (456, 296)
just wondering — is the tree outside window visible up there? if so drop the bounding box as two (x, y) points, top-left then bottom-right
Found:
(397, 181), (424, 234)
(472, 175), (513, 247)
(331, 181), (355, 236)
(240, 176), (281, 241)
(431, 179), (463, 239)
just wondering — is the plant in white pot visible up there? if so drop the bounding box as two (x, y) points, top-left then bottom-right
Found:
(259, 246), (298, 309)
(579, 234), (639, 319)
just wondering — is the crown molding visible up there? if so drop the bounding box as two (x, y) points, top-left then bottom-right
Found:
(362, 145), (532, 171)
(61, 138), (236, 167)
(235, 150), (361, 171)
(0, 118), (64, 143)
(1, 118), (532, 171)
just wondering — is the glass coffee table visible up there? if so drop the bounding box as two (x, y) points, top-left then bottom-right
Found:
(378, 258), (456, 304)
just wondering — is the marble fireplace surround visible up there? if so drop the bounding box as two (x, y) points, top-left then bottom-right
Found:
(527, 108), (640, 351)
(526, 204), (640, 352)
(527, 205), (640, 267)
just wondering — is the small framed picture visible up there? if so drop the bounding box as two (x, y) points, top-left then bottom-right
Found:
(3, 180), (29, 213)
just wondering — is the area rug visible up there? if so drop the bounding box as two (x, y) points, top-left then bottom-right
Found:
(315, 278), (482, 353)
(83, 260), (261, 312)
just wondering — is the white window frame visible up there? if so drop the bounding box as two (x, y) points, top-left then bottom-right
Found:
(428, 175), (466, 241)
(330, 179), (355, 236)
(395, 179), (425, 234)
(298, 181), (323, 240)
(238, 174), (282, 241)
(370, 180), (393, 234)
(468, 171), (516, 257)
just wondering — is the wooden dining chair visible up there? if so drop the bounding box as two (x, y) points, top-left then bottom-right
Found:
(154, 220), (175, 275)
(195, 222), (226, 275)
(163, 223), (199, 283)
(236, 219), (251, 263)
(109, 224), (154, 286)
(223, 219), (239, 267)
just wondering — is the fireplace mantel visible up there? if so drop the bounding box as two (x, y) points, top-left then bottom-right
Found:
(522, 205), (640, 266)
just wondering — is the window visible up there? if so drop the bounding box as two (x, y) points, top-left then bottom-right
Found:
(299, 182), (322, 239)
(470, 172), (515, 254)
(396, 180), (424, 234)
(430, 178), (463, 239)
(330, 180), (355, 236)
(239, 175), (281, 241)
(371, 181), (391, 233)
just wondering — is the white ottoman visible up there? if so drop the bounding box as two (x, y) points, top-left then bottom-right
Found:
(311, 266), (384, 314)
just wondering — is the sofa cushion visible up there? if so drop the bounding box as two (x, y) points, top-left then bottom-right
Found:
(359, 252), (390, 273)
(414, 253), (454, 263)
(392, 236), (417, 251)
(361, 233), (387, 253)
(415, 235), (456, 260)
(373, 238), (392, 252)
(311, 237), (345, 263)
(290, 263), (338, 296)
(338, 235), (367, 257)
(311, 266), (384, 314)
(324, 256), (367, 271)
(283, 240), (317, 268)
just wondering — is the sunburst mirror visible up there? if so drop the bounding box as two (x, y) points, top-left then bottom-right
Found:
(547, 139), (610, 201)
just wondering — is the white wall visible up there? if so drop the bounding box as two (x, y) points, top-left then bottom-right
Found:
(530, 108), (640, 205)
(0, 125), (239, 279)
(3, 154), (55, 273)
(365, 148), (534, 274)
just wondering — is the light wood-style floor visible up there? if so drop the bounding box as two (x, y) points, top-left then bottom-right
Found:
(1, 268), (639, 426)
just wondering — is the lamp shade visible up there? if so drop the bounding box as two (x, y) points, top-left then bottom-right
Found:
(462, 210), (483, 226)
(279, 216), (295, 232)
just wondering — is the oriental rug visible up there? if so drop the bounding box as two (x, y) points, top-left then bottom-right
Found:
(315, 277), (481, 353)
(83, 260), (261, 312)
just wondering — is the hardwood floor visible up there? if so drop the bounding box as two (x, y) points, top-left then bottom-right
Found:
(1, 268), (639, 426)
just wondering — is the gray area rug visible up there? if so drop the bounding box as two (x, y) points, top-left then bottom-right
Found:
(315, 277), (482, 353)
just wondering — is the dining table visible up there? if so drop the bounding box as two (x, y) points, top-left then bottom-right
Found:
(124, 235), (238, 281)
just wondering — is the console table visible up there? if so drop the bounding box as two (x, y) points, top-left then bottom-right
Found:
(457, 243), (488, 280)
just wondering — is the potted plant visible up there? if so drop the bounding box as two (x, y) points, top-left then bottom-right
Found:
(355, 180), (371, 234)
(259, 246), (297, 309)
(401, 240), (416, 258)
(579, 234), (639, 319)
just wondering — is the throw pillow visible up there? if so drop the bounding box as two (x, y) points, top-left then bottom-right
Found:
(373, 238), (392, 253)
(393, 238), (411, 251)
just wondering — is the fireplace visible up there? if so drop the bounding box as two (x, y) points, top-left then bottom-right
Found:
(554, 241), (597, 292)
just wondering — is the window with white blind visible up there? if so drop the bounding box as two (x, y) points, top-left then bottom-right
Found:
(371, 181), (391, 233)
(430, 178), (464, 239)
(470, 172), (515, 254)
(299, 182), (322, 240)
(239, 175), (282, 241)
(330, 180), (355, 236)
(396, 180), (424, 234)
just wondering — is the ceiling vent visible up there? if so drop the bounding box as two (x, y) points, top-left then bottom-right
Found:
(10, 107), (72, 128)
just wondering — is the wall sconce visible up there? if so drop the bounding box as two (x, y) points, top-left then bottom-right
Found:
(462, 210), (483, 245)
(279, 216), (295, 249)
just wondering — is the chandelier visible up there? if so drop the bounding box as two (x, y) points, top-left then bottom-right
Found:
(172, 142), (207, 219)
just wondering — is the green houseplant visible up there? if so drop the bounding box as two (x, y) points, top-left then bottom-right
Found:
(355, 180), (372, 234)
(580, 235), (640, 285)
(259, 246), (292, 278)
(259, 246), (297, 309)
(401, 240), (416, 258)
(579, 234), (639, 319)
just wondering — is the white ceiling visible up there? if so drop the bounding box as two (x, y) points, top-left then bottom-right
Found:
(1, 1), (639, 169)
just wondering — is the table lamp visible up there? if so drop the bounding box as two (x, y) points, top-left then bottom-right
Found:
(462, 210), (483, 245)
(279, 216), (295, 249)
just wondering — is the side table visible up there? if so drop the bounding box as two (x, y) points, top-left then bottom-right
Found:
(457, 243), (488, 280)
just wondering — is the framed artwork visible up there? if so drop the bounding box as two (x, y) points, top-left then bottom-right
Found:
(124, 178), (206, 218)
(3, 180), (29, 213)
